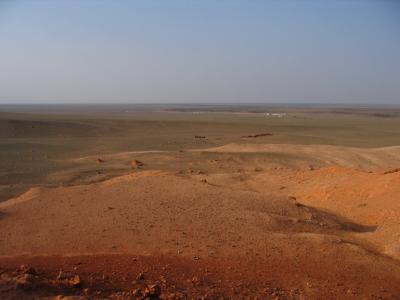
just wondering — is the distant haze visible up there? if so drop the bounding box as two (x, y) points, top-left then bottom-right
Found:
(0, 0), (399, 104)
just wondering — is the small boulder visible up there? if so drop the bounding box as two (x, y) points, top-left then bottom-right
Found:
(130, 288), (141, 297)
(131, 159), (144, 169)
(16, 273), (36, 288)
(143, 284), (161, 297)
(56, 270), (64, 280)
(25, 267), (37, 275)
(69, 275), (82, 287)
(19, 265), (37, 275)
(136, 272), (145, 281)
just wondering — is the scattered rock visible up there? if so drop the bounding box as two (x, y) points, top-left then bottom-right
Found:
(96, 158), (105, 163)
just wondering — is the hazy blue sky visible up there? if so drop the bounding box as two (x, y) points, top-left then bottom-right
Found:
(0, 0), (399, 104)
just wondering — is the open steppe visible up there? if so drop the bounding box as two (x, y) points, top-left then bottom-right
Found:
(1, 105), (400, 299)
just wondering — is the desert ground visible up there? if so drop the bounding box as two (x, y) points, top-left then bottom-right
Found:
(1, 104), (400, 299)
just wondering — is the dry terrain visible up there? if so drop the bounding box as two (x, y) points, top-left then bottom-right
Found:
(1, 105), (400, 299)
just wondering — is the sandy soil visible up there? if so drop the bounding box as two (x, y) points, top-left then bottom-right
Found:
(1, 143), (400, 299)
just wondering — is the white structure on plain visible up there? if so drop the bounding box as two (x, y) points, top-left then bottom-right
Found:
(265, 112), (286, 117)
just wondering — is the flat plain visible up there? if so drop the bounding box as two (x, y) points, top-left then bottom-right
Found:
(1, 104), (400, 299)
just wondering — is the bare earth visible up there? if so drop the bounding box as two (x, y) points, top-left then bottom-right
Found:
(1, 107), (400, 299)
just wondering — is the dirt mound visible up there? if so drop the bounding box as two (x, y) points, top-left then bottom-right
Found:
(2, 142), (400, 298)
(384, 167), (400, 174)
(241, 132), (273, 138)
(0, 171), (366, 256)
(238, 165), (400, 258)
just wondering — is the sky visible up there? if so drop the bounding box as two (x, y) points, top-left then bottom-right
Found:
(0, 0), (399, 104)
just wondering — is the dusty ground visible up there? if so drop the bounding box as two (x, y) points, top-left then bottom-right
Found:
(1, 106), (400, 299)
